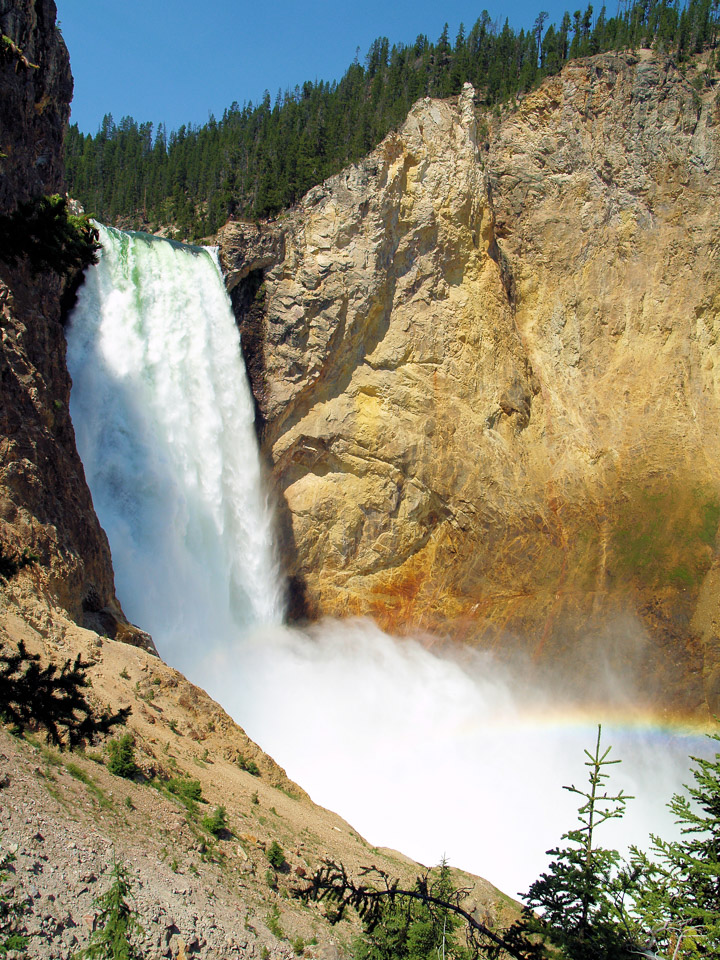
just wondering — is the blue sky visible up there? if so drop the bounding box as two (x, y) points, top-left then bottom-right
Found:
(58, 0), (574, 136)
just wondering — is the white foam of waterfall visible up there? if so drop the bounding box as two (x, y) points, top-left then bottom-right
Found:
(67, 225), (284, 662)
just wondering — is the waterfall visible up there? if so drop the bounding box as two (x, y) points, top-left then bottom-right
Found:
(66, 226), (707, 898)
(67, 225), (284, 664)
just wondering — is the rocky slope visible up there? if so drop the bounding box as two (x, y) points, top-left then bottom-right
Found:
(220, 51), (720, 716)
(0, 0), (147, 646)
(0, 595), (509, 959)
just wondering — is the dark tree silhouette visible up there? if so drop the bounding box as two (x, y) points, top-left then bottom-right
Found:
(0, 641), (130, 749)
(0, 195), (99, 276)
(293, 859), (540, 960)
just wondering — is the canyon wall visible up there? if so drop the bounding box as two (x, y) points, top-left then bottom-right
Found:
(0, 0), (150, 647)
(221, 52), (720, 715)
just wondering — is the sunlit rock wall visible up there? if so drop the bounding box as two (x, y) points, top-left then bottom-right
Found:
(221, 52), (720, 714)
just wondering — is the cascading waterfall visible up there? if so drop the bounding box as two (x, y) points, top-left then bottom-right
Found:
(67, 225), (284, 663)
(67, 225), (709, 898)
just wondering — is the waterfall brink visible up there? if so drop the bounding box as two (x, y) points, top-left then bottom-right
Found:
(67, 225), (708, 898)
(67, 225), (284, 663)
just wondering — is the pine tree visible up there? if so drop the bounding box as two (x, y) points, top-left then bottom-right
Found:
(631, 733), (720, 958)
(352, 859), (468, 960)
(0, 641), (129, 749)
(515, 725), (638, 960)
(64, 0), (720, 235)
(77, 861), (144, 960)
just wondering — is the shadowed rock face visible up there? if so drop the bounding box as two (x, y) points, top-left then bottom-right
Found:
(0, 0), (71, 215)
(0, 0), (153, 650)
(221, 55), (720, 715)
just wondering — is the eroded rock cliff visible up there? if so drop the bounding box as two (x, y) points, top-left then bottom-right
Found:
(220, 51), (720, 715)
(0, 0), (150, 647)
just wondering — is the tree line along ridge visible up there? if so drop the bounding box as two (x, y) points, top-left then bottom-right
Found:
(65, 0), (719, 241)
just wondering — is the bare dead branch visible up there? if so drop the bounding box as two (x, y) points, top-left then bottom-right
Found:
(292, 859), (539, 960)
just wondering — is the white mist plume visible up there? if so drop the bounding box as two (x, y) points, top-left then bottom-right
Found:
(66, 227), (708, 898)
(191, 616), (703, 897)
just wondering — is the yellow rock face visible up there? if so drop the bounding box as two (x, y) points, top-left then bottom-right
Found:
(221, 54), (720, 715)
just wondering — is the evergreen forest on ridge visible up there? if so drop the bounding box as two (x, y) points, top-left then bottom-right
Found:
(65, 0), (719, 240)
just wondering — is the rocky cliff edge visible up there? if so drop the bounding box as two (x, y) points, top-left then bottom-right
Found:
(220, 52), (720, 716)
(0, 0), (151, 649)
